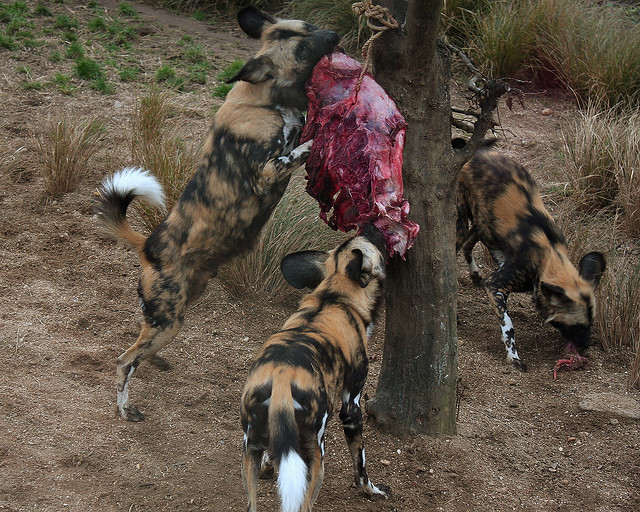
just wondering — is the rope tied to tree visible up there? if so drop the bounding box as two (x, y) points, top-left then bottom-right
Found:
(352, 0), (399, 92)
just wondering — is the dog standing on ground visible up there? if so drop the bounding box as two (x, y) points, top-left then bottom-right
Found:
(241, 227), (390, 512)
(95, 7), (339, 421)
(455, 143), (606, 370)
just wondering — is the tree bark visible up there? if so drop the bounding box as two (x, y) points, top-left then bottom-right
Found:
(366, 0), (461, 435)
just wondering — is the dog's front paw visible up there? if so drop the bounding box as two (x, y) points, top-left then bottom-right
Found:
(511, 358), (528, 372)
(119, 405), (145, 422)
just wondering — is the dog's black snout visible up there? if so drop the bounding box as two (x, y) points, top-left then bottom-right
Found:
(316, 29), (340, 50)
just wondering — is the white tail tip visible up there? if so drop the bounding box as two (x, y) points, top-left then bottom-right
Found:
(102, 167), (166, 210)
(278, 450), (308, 512)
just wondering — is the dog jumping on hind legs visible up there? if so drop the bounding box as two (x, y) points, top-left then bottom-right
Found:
(455, 141), (606, 372)
(241, 226), (390, 512)
(95, 7), (339, 421)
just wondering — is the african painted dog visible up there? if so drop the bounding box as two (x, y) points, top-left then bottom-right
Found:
(95, 7), (339, 421)
(456, 143), (606, 370)
(241, 227), (390, 512)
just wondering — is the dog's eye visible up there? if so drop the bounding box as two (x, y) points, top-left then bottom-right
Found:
(295, 41), (311, 62)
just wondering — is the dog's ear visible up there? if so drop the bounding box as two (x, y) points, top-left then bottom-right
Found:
(281, 250), (327, 289)
(226, 56), (274, 84)
(578, 251), (606, 289)
(237, 7), (276, 39)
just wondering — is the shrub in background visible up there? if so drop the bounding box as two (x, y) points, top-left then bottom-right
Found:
(562, 103), (640, 237)
(35, 116), (106, 196)
(129, 89), (200, 230)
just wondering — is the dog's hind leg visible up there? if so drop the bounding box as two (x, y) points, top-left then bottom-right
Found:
(460, 229), (482, 283)
(242, 444), (262, 512)
(301, 444), (324, 511)
(116, 318), (184, 421)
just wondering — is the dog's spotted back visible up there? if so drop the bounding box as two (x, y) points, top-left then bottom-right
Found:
(456, 145), (605, 369)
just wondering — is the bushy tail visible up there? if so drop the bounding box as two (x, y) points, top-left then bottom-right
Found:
(95, 167), (165, 253)
(269, 380), (308, 512)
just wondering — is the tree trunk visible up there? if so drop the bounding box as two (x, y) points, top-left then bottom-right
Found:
(365, 0), (461, 435)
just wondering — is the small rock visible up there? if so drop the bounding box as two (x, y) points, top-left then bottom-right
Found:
(380, 459), (391, 466)
(610, 418), (619, 425)
(541, 108), (553, 116)
(428, 468), (434, 475)
(578, 392), (640, 419)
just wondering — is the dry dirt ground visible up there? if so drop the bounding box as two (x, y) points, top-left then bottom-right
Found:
(1, 2), (639, 511)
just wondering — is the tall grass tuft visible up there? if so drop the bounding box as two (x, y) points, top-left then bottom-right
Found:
(130, 89), (201, 230)
(35, 116), (106, 196)
(561, 103), (640, 236)
(217, 172), (344, 301)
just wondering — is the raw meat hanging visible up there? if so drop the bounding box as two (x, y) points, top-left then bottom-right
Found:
(300, 51), (420, 258)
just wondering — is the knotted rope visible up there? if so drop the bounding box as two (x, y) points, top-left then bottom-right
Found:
(352, 0), (399, 92)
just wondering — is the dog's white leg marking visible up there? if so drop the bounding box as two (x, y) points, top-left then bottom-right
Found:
(468, 255), (480, 276)
(360, 447), (387, 496)
(317, 411), (328, 458)
(500, 309), (520, 363)
(117, 366), (135, 418)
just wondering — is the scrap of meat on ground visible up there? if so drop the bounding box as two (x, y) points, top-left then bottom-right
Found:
(301, 51), (419, 258)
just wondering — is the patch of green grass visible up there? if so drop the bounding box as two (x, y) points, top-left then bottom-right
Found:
(88, 15), (107, 32)
(155, 63), (175, 82)
(91, 75), (114, 94)
(54, 14), (78, 30)
(75, 57), (104, 80)
(33, 3), (51, 16)
(16, 64), (30, 74)
(192, 11), (207, 22)
(65, 41), (84, 59)
(212, 60), (244, 98)
(119, 66), (140, 82)
(62, 30), (77, 42)
(178, 35), (192, 45)
(22, 80), (43, 91)
(49, 50), (62, 62)
(87, 0), (99, 8)
(184, 44), (208, 64)
(52, 73), (76, 94)
(0, 34), (18, 50)
(117, 2), (138, 18)
(187, 63), (208, 85)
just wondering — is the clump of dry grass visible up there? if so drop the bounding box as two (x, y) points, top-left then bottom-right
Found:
(562, 103), (640, 237)
(35, 116), (106, 196)
(217, 171), (344, 301)
(130, 88), (201, 231)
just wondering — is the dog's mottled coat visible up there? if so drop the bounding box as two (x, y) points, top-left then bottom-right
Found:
(456, 144), (606, 369)
(241, 228), (390, 512)
(95, 7), (339, 421)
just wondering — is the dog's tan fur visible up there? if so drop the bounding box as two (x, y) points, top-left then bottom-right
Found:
(241, 227), (389, 512)
(96, 7), (339, 421)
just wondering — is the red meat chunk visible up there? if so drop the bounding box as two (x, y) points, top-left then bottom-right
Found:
(301, 51), (419, 258)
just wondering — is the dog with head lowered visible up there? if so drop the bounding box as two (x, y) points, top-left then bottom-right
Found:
(456, 143), (606, 371)
(95, 7), (339, 421)
(241, 226), (390, 512)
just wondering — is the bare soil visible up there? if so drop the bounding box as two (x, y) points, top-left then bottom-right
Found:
(1, 2), (638, 511)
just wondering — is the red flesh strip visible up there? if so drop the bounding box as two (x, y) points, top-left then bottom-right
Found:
(553, 344), (588, 380)
(301, 52), (419, 258)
